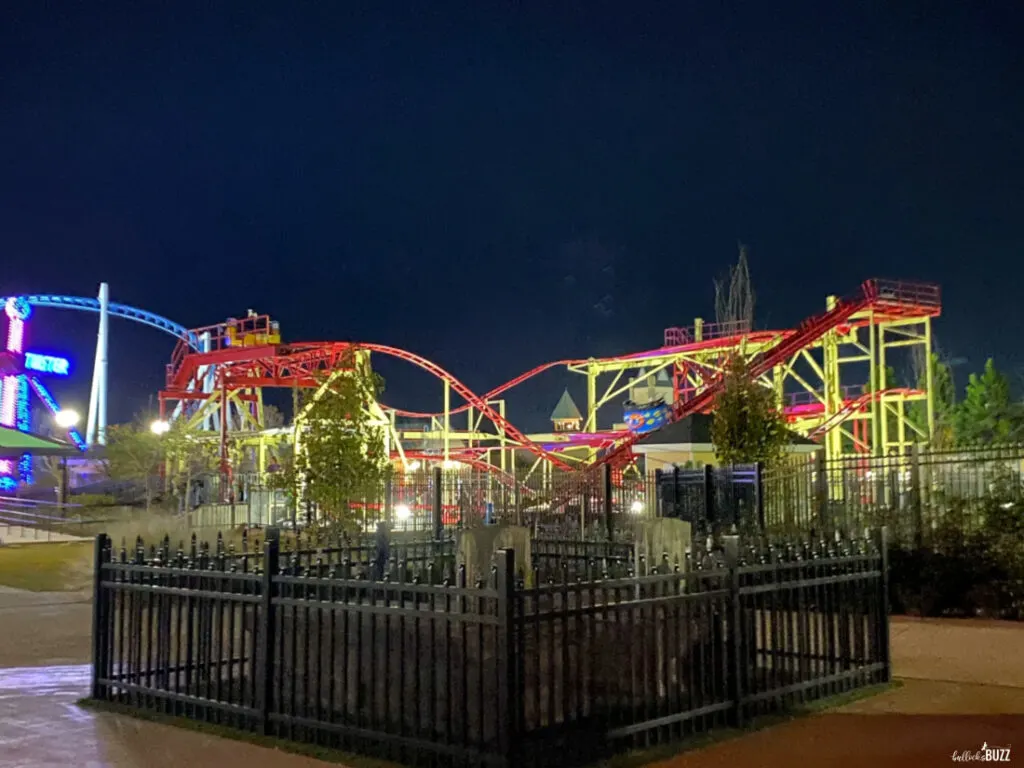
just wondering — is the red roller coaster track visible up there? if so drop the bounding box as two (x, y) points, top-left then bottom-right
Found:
(161, 278), (940, 473)
(162, 341), (576, 470)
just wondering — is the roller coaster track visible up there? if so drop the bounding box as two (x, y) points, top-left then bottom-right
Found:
(379, 332), (787, 419)
(804, 387), (924, 441)
(596, 278), (939, 467)
(166, 341), (575, 471)
(0, 294), (198, 347)
(10, 279), (937, 474)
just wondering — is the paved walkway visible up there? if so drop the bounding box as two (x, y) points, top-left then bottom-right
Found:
(655, 617), (1024, 768)
(0, 587), (1021, 767)
(0, 523), (88, 543)
(0, 664), (332, 768)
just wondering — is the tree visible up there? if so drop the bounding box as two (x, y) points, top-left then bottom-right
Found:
(954, 359), (1022, 443)
(263, 404), (286, 429)
(714, 242), (755, 329)
(104, 419), (165, 510)
(711, 354), (788, 467)
(909, 352), (958, 448)
(162, 420), (220, 511)
(270, 349), (392, 525)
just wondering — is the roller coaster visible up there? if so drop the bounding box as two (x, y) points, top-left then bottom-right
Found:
(1, 278), (941, 487)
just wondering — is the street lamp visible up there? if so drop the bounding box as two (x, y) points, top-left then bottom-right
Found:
(150, 420), (171, 435)
(53, 410), (79, 507)
(55, 409), (79, 429)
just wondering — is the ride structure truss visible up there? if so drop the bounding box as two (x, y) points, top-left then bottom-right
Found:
(380, 278), (941, 473)
(157, 278), (940, 486)
(0, 276), (943, 493)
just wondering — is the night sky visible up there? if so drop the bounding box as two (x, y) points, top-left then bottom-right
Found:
(2, 3), (1022, 432)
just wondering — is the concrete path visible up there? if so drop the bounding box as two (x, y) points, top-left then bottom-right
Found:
(0, 523), (88, 543)
(0, 664), (334, 768)
(654, 616), (1024, 768)
(0, 588), (1021, 767)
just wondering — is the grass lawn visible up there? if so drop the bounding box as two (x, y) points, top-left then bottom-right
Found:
(0, 541), (94, 591)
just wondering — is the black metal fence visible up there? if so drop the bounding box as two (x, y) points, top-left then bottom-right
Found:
(193, 466), (654, 542)
(761, 443), (1024, 545)
(90, 528), (890, 767)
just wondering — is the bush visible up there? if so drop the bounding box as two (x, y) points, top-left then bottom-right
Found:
(889, 487), (1024, 620)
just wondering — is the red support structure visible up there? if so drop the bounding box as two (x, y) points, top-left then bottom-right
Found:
(159, 278), (941, 476)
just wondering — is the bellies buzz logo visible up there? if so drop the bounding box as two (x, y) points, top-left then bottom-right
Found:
(951, 743), (1012, 762)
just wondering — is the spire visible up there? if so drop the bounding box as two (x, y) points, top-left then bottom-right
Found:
(550, 389), (582, 426)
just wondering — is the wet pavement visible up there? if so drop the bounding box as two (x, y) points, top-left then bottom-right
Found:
(0, 664), (336, 767)
(0, 587), (337, 767)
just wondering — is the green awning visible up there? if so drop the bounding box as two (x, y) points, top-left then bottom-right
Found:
(0, 426), (79, 458)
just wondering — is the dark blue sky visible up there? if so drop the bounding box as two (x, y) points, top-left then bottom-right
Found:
(2, 2), (1022, 430)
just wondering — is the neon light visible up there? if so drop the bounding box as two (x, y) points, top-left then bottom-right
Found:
(28, 378), (87, 450)
(15, 374), (30, 482)
(24, 353), (70, 376)
(0, 296), (87, 484)
(0, 376), (16, 426)
(1, 300), (29, 483)
(6, 319), (23, 354)
(4, 297), (31, 322)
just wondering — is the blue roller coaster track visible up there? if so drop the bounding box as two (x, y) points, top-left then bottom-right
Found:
(0, 294), (198, 348)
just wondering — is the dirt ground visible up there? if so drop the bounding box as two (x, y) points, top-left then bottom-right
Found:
(1, 584), (1022, 767)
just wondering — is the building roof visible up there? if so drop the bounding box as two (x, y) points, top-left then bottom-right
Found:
(633, 413), (820, 449)
(0, 426), (80, 458)
(550, 389), (582, 422)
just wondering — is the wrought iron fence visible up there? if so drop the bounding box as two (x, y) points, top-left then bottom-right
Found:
(173, 443), (1024, 553)
(193, 467), (654, 542)
(90, 527), (890, 767)
(761, 443), (1024, 545)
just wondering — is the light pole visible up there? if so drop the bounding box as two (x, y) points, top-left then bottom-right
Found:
(54, 410), (79, 505)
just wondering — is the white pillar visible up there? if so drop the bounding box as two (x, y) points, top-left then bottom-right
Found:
(85, 282), (110, 446)
(97, 283), (109, 444)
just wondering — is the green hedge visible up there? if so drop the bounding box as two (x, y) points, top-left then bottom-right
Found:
(888, 488), (1024, 620)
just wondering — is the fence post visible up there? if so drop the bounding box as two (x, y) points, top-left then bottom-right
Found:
(653, 469), (663, 517)
(909, 444), (923, 549)
(723, 535), (744, 727)
(432, 466), (444, 539)
(813, 452), (827, 529)
(602, 464), (614, 541)
(258, 527), (280, 735)
(702, 464), (715, 526)
(90, 533), (109, 700)
(495, 547), (518, 764)
(754, 462), (765, 529)
(581, 485), (589, 537)
(672, 465), (681, 518)
(875, 525), (891, 682)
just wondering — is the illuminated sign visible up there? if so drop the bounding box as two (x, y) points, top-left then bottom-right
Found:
(24, 353), (70, 376)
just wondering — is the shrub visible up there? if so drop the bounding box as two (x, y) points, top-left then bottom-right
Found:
(888, 485), (1024, 620)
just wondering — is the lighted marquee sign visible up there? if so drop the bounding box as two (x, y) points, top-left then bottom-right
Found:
(0, 296), (83, 488)
(24, 353), (70, 376)
(623, 400), (672, 434)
